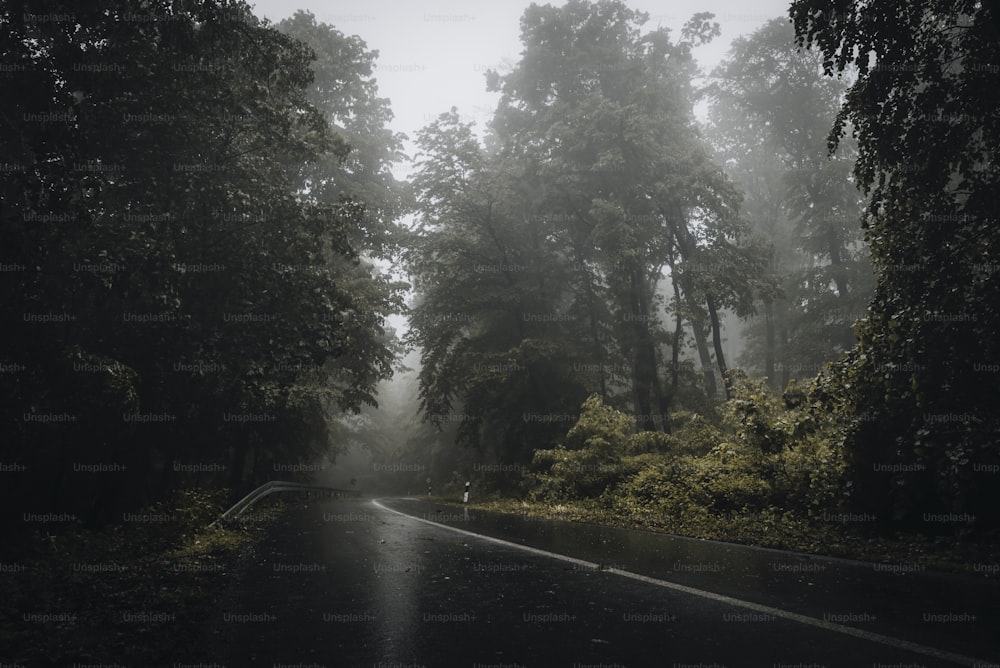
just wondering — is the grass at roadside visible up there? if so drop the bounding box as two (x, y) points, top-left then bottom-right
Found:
(430, 494), (999, 577)
(0, 488), (285, 666)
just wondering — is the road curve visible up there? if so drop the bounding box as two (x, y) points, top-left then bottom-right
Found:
(210, 497), (997, 667)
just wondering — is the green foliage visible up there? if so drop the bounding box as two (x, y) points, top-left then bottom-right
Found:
(615, 441), (773, 519)
(524, 369), (851, 526)
(563, 394), (634, 451)
(773, 428), (849, 513)
(722, 370), (791, 454)
(720, 370), (850, 513)
(529, 446), (622, 501)
(670, 411), (727, 457)
(407, 0), (774, 455)
(277, 10), (409, 256)
(167, 487), (231, 537)
(790, 0), (1000, 530)
(529, 394), (635, 499)
(622, 430), (676, 455)
(615, 457), (709, 516)
(0, 0), (405, 526)
(706, 17), (873, 390)
(695, 442), (774, 513)
(404, 108), (593, 463)
(0, 486), (276, 665)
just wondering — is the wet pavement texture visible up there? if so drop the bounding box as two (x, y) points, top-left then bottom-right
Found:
(212, 497), (999, 667)
(384, 497), (999, 662)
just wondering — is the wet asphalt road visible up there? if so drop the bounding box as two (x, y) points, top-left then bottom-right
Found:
(213, 497), (999, 668)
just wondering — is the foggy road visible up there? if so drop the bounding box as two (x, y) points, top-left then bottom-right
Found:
(212, 498), (997, 667)
(7, 3), (1000, 668)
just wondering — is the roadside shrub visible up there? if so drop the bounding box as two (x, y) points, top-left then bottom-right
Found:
(616, 444), (771, 517)
(171, 487), (230, 534)
(615, 457), (711, 516)
(527, 375), (850, 520)
(722, 369), (849, 515)
(672, 412), (726, 456)
(773, 433), (849, 514)
(619, 453), (669, 479)
(722, 370), (790, 454)
(562, 394), (633, 451)
(529, 445), (624, 500)
(695, 442), (773, 513)
(623, 430), (676, 455)
(527, 445), (660, 502)
(529, 394), (636, 500)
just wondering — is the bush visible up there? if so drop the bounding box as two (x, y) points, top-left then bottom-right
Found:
(529, 444), (627, 500)
(721, 371), (790, 454)
(720, 369), (850, 515)
(619, 458), (703, 506)
(562, 394), (633, 451)
(525, 374), (850, 521)
(529, 394), (634, 500)
(609, 371), (850, 523)
(696, 442), (774, 513)
(672, 412), (726, 456)
(773, 433), (849, 515)
(615, 444), (772, 518)
(623, 430), (676, 455)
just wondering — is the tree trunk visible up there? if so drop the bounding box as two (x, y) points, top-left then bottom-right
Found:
(827, 228), (855, 349)
(229, 440), (252, 496)
(671, 278), (684, 398)
(652, 362), (673, 434)
(662, 203), (717, 400)
(764, 298), (777, 390)
(707, 293), (731, 400)
(780, 325), (791, 389)
(691, 318), (717, 399)
(629, 267), (658, 431)
(578, 256), (608, 399)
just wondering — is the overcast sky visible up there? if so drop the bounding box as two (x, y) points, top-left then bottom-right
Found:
(250, 0), (795, 170)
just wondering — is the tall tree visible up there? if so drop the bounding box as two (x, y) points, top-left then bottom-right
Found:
(706, 17), (873, 391)
(404, 110), (590, 464)
(0, 0), (403, 527)
(488, 1), (770, 415)
(276, 10), (409, 256)
(405, 2), (774, 469)
(790, 0), (1000, 530)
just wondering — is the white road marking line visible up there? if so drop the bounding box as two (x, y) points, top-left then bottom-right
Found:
(371, 499), (988, 667)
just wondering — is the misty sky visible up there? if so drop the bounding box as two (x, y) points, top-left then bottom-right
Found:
(250, 0), (795, 167)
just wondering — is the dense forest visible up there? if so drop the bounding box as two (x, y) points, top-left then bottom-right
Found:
(2, 0), (999, 547)
(398, 0), (1000, 537)
(1, 1), (408, 528)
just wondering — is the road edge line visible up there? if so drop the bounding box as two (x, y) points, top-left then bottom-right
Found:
(372, 499), (986, 667)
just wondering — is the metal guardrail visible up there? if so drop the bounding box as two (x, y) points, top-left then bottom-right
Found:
(209, 480), (361, 528)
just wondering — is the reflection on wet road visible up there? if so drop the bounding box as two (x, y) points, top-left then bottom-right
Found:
(382, 497), (1000, 663)
(215, 497), (998, 667)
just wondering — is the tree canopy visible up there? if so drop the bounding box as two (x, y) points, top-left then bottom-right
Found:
(0, 0), (406, 527)
(706, 17), (874, 389)
(790, 0), (1000, 529)
(404, 0), (773, 468)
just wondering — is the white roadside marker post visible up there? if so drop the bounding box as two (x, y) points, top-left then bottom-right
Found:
(463, 481), (470, 504)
